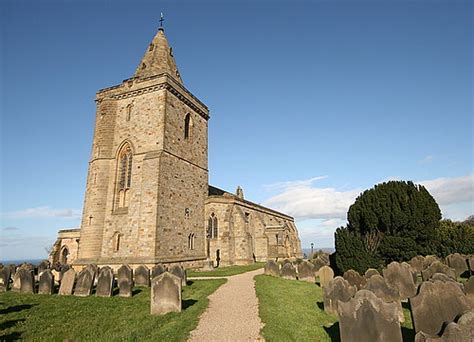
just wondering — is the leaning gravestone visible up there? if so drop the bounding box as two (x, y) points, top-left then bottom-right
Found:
(464, 276), (474, 297)
(363, 275), (403, 322)
(59, 268), (75, 295)
(297, 261), (315, 282)
(280, 263), (297, 280)
(74, 267), (94, 296)
(12, 269), (35, 294)
(409, 280), (474, 336)
(150, 272), (182, 315)
(152, 264), (167, 279)
(383, 262), (417, 299)
(134, 265), (150, 287)
(319, 266), (334, 288)
(423, 255), (439, 269)
(0, 266), (11, 292)
(312, 257), (328, 275)
(446, 253), (469, 278)
(323, 276), (357, 315)
(421, 261), (456, 281)
(409, 256), (425, 274)
(38, 260), (50, 274)
(264, 260), (280, 277)
(343, 269), (367, 290)
(85, 264), (98, 285)
(38, 269), (54, 295)
(338, 290), (403, 342)
(96, 266), (114, 297)
(118, 264), (134, 297)
(364, 268), (380, 279)
(414, 309), (474, 342)
(169, 265), (187, 287)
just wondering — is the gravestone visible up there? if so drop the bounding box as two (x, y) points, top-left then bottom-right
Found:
(280, 263), (297, 280)
(421, 261), (456, 281)
(0, 266), (11, 292)
(297, 261), (315, 282)
(85, 264), (98, 285)
(364, 268), (380, 279)
(134, 265), (150, 287)
(468, 255), (473, 274)
(264, 260), (280, 277)
(96, 266), (114, 297)
(343, 269), (367, 290)
(74, 268), (94, 296)
(338, 290), (403, 342)
(118, 264), (134, 297)
(319, 266), (334, 288)
(59, 268), (75, 295)
(363, 275), (404, 322)
(323, 276), (356, 315)
(38, 269), (54, 295)
(152, 264), (167, 279)
(383, 262), (417, 299)
(282, 259), (291, 265)
(169, 265), (187, 287)
(414, 310), (474, 342)
(446, 253), (469, 278)
(464, 276), (474, 297)
(312, 257), (328, 275)
(423, 255), (439, 269)
(409, 280), (474, 336)
(12, 269), (35, 294)
(38, 260), (50, 274)
(59, 264), (70, 282)
(150, 272), (182, 315)
(409, 256), (425, 274)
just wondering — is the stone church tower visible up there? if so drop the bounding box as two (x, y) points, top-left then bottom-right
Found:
(74, 27), (209, 267)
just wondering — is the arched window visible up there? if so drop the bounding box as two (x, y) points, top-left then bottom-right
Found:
(116, 144), (133, 208)
(126, 104), (132, 122)
(188, 233), (196, 250)
(60, 246), (69, 264)
(208, 213), (218, 239)
(113, 232), (121, 252)
(184, 113), (192, 140)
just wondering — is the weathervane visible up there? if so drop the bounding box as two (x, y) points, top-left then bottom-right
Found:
(159, 12), (164, 29)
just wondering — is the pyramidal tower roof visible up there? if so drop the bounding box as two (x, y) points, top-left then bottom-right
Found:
(133, 27), (183, 84)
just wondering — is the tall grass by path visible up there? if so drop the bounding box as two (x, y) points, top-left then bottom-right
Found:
(0, 279), (226, 341)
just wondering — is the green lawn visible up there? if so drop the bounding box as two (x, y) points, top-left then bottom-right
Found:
(0, 279), (226, 341)
(187, 262), (265, 277)
(255, 275), (415, 342)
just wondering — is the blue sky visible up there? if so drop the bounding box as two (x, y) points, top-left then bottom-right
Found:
(1, 0), (473, 260)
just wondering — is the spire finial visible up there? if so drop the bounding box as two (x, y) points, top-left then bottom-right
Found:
(159, 12), (164, 30)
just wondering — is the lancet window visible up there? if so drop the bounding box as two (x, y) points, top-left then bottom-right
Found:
(117, 144), (133, 208)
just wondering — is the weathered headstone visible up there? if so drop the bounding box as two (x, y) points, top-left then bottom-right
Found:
(96, 266), (114, 297)
(0, 266), (11, 292)
(118, 264), (134, 297)
(38, 260), (50, 274)
(363, 275), (404, 322)
(38, 269), (54, 295)
(59, 264), (70, 282)
(59, 268), (75, 295)
(383, 262), (417, 299)
(446, 253), (469, 278)
(297, 261), (315, 282)
(464, 276), (474, 297)
(312, 257), (328, 275)
(468, 255), (473, 274)
(151, 264), (167, 279)
(423, 255), (439, 269)
(12, 269), (35, 294)
(338, 290), (403, 342)
(364, 268), (380, 279)
(85, 264), (98, 285)
(264, 260), (280, 277)
(319, 266), (334, 288)
(409, 280), (474, 336)
(134, 265), (150, 287)
(280, 263), (297, 280)
(409, 256), (425, 274)
(414, 309), (474, 342)
(323, 276), (356, 315)
(74, 267), (94, 296)
(421, 261), (456, 281)
(150, 272), (182, 315)
(343, 269), (367, 290)
(169, 265), (187, 287)
(282, 259), (291, 265)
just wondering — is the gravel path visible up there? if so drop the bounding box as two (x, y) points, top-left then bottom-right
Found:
(188, 268), (265, 341)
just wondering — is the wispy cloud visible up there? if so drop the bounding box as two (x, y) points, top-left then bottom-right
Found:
(2, 226), (20, 231)
(2, 206), (81, 219)
(418, 155), (434, 164)
(419, 174), (473, 206)
(263, 176), (329, 190)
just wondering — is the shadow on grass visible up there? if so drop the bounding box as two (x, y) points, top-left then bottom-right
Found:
(0, 332), (22, 340)
(132, 288), (142, 296)
(182, 299), (197, 310)
(187, 280), (194, 286)
(0, 319), (25, 330)
(323, 322), (341, 342)
(0, 304), (36, 315)
(316, 301), (324, 310)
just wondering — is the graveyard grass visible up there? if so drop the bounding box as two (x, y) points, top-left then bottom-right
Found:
(255, 275), (415, 341)
(187, 262), (265, 277)
(0, 279), (226, 341)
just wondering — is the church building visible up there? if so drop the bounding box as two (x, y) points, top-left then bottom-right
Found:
(50, 25), (302, 269)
